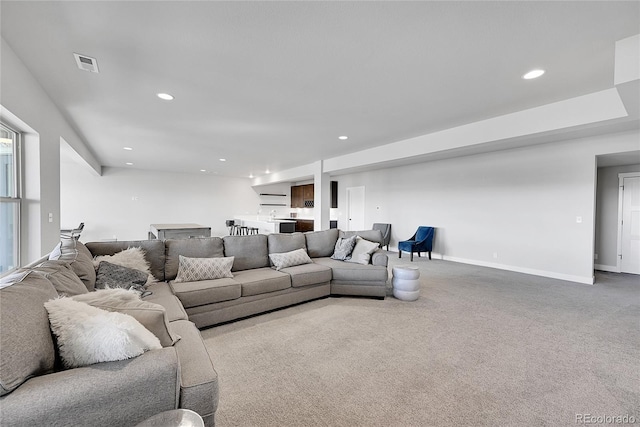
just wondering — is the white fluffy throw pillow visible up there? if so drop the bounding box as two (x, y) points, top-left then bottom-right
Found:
(44, 298), (161, 368)
(73, 288), (180, 347)
(93, 247), (155, 284)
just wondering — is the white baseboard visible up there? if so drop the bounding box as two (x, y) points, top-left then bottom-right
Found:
(594, 264), (620, 273)
(389, 249), (594, 284)
(442, 256), (595, 285)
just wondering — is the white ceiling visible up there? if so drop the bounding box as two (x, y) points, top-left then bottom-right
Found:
(1, 1), (639, 178)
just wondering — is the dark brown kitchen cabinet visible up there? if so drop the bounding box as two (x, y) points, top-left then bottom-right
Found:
(291, 185), (303, 208)
(302, 184), (314, 202)
(295, 219), (314, 232)
(291, 184), (314, 208)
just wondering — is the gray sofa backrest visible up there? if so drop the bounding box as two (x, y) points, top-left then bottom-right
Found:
(86, 240), (166, 282)
(164, 237), (225, 281)
(267, 233), (306, 254)
(340, 229), (384, 246)
(223, 234), (269, 271)
(304, 229), (339, 258)
(50, 240), (97, 291)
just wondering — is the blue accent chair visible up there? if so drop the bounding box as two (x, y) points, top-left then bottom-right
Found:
(398, 226), (435, 261)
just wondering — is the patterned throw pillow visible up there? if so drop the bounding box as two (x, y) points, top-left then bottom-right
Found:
(174, 256), (234, 283)
(95, 261), (148, 292)
(331, 235), (357, 260)
(269, 248), (313, 271)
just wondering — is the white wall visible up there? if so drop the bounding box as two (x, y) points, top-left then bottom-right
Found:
(60, 164), (261, 243)
(1, 38), (100, 262)
(255, 182), (291, 219)
(595, 163), (640, 269)
(332, 130), (639, 284)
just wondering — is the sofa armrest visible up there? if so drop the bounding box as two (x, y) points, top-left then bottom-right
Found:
(371, 250), (388, 267)
(0, 347), (179, 427)
(169, 320), (219, 425)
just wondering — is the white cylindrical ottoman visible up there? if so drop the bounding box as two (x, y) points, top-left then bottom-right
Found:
(392, 265), (420, 301)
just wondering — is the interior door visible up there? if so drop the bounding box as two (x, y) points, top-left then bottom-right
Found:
(346, 186), (365, 231)
(621, 176), (640, 274)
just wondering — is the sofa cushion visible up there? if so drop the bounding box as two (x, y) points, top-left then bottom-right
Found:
(44, 298), (161, 368)
(85, 240), (166, 282)
(267, 233), (306, 255)
(232, 267), (291, 297)
(170, 278), (241, 308)
(304, 229), (339, 258)
(95, 261), (149, 290)
(280, 263), (333, 288)
(174, 256), (234, 283)
(340, 229), (384, 246)
(49, 239), (96, 291)
(313, 257), (389, 282)
(345, 236), (380, 265)
(144, 282), (188, 321)
(32, 260), (88, 297)
(0, 271), (58, 396)
(269, 248), (313, 271)
(73, 288), (180, 347)
(165, 237), (225, 281)
(223, 234), (269, 271)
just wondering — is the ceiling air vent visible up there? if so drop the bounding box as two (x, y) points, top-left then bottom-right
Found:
(73, 53), (99, 73)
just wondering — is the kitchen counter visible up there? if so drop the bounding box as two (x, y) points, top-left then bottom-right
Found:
(234, 216), (296, 234)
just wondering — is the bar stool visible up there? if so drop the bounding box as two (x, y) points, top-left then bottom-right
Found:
(248, 227), (259, 235)
(238, 226), (248, 235)
(225, 220), (235, 235)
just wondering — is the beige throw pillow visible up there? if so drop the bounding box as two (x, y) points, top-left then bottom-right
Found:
(345, 236), (379, 265)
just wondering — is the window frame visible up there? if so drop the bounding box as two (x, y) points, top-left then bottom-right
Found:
(1, 122), (22, 273)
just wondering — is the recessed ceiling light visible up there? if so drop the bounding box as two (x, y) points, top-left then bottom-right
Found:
(219, 158), (226, 162)
(265, 169), (270, 174)
(522, 69), (545, 80)
(249, 174), (254, 178)
(126, 162), (133, 166)
(157, 93), (174, 101)
(338, 136), (348, 140)
(200, 169), (207, 172)
(123, 147), (133, 151)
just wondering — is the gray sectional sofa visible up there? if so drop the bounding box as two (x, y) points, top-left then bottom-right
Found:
(0, 228), (388, 427)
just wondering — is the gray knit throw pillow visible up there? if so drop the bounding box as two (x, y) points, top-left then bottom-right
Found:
(331, 235), (357, 261)
(95, 261), (148, 291)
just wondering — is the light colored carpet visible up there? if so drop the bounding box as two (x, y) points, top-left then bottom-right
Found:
(201, 256), (640, 426)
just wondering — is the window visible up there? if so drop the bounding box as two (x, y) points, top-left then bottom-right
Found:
(1, 123), (20, 273)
